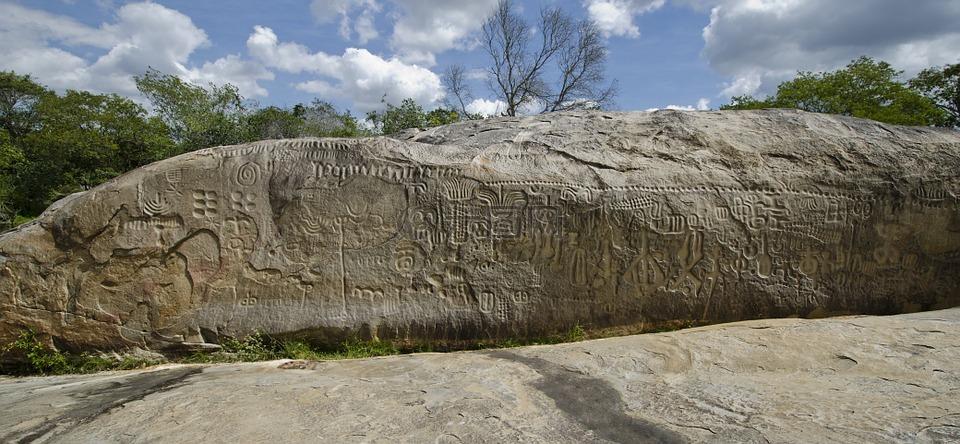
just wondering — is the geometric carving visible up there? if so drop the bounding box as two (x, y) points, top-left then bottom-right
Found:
(230, 192), (256, 212)
(141, 192), (172, 216)
(3, 110), (960, 356)
(192, 190), (219, 218)
(236, 162), (260, 186)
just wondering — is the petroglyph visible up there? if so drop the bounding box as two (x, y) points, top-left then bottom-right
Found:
(1, 110), (959, 354)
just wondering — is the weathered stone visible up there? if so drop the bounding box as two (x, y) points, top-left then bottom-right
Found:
(2, 309), (959, 443)
(1, 109), (959, 352)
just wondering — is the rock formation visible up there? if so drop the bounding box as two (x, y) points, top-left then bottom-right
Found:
(3, 309), (959, 442)
(1, 109), (959, 352)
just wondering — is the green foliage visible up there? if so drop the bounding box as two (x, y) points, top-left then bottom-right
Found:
(14, 89), (174, 216)
(367, 98), (462, 135)
(1, 329), (164, 376)
(296, 99), (366, 138)
(564, 322), (586, 342)
(1, 329), (69, 375)
(135, 68), (249, 151)
(909, 63), (960, 127)
(339, 337), (400, 359)
(721, 57), (950, 126)
(246, 106), (304, 140)
(1, 322), (614, 376)
(0, 71), (47, 139)
(721, 95), (774, 110)
(0, 69), (467, 227)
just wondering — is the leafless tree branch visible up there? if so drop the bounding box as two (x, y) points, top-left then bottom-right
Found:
(481, 0), (616, 116)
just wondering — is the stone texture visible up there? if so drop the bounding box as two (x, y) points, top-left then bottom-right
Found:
(1, 309), (958, 443)
(1, 109), (960, 352)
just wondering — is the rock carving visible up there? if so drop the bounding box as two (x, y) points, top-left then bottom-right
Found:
(1, 109), (959, 352)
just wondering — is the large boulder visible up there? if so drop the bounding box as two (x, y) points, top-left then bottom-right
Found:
(1, 109), (959, 352)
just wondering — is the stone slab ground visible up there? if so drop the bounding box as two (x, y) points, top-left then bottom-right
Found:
(1, 308), (957, 443)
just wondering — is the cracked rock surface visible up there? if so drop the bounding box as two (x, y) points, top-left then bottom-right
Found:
(1, 309), (958, 443)
(1, 109), (960, 353)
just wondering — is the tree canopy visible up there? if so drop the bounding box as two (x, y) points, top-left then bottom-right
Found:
(721, 57), (951, 127)
(0, 71), (468, 228)
(909, 63), (960, 127)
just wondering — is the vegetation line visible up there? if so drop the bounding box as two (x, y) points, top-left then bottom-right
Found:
(0, 320), (704, 377)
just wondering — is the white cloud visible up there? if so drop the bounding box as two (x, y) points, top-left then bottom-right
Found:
(583, 0), (666, 38)
(310, 0), (381, 43)
(465, 98), (505, 116)
(0, 2), (271, 98)
(248, 26), (444, 112)
(699, 0), (960, 97)
(647, 97), (711, 111)
(388, 0), (500, 66)
(310, 0), (498, 65)
(185, 55), (274, 98)
(247, 26), (339, 74)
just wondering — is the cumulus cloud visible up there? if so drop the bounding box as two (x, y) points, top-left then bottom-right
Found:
(583, 0), (666, 38)
(247, 26), (444, 112)
(0, 1), (272, 98)
(313, 0), (499, 66)
(699, 0), (960, 97)
(647, 97), (710, 111)
(310, 0), (381, 43)
(388, 0), (500, 66)
(465, 98), (505, 116)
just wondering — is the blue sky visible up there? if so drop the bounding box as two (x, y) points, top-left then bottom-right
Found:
(2, 0), (958, 116)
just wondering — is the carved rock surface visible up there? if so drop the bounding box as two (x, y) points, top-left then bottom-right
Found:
(1, 109), (959, 352)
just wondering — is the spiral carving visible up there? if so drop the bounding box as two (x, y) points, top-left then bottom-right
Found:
(236, 162), (259, 186)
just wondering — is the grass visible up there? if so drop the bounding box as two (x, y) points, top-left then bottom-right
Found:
(0, 329), (163, 376)
(1, 320), (697, 376)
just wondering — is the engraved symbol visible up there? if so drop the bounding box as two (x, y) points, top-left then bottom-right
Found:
(873, 244), (899, 266)
(192, 190), (219, 218)
(799, 252), (819, 276)
(230, 192), (257, 212)
(394, 241), (423, 273)
(478, 291), (496, 313)
(674, 231), (704, 294)
(239, 296), (258, 306)
(511, 291), (530, 304)
(625, 231), (666, 293)
(441, 178), (477, 201)
(141, 192), (171, 216)
(163, 169), (182, 191)
(236, 162), (260, 186)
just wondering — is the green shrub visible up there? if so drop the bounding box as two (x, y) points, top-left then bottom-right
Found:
(1, 329), (69, 375)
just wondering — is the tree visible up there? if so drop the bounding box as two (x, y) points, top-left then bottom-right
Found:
(15, 90), (173, 215)
(480, 0), (615, 116)
(247, 106), (303, 140)
(0, 129), (24, 227)
(365, 98), (461, 135)
(0, 72), (48, 139)
(135, 68), (249, 152)
(442, 64), (472, 116)
(721, 57), (948, 126)
(910, 63), (960, 127)
(546, 19), (616, 112)
(296, 99), (364, 138)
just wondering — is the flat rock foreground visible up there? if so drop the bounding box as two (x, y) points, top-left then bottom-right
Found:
(2, 309), (958, 443)
(2, 109), (960, 353)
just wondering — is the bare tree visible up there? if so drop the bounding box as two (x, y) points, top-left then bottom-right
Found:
(546, 20), (617, 112)
(442, 64), (472, 116)
(480, 0), (615, 116)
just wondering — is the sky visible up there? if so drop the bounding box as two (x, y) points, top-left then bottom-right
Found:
(1, 0), (958, 116)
